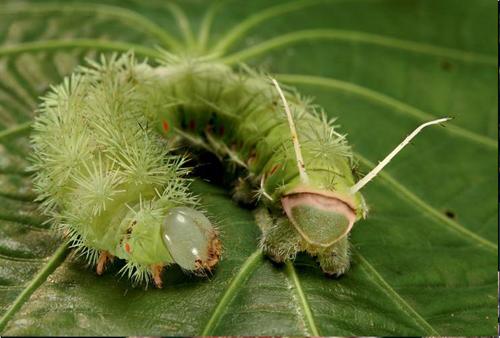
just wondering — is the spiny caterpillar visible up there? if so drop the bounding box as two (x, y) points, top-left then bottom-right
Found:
(30, 52), (448, 287)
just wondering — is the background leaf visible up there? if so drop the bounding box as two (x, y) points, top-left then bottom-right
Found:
(0, 0), (497, 335)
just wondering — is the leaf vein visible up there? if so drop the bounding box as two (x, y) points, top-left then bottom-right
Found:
(212, 0), (326, 54)
(0, 39), (162, 60)
(0, 3), (181, 50)
(354, 248), (440, 335)
(0, 243), (68, 332)
(284, 261), (320, 336)
(201, 249), (263, 335)
(355, 153), (497, 252)
(221, 29), (496, 66)
(276, 74), (497, 148)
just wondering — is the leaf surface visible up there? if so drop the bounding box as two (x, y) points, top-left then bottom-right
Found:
(0, 0), (496, 335)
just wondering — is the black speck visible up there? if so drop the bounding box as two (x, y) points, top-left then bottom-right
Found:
(444, 210), (456, 219)
(441, 60), (454, 71)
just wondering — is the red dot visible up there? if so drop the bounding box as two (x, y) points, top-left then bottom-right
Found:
(189, 119), (196, 130)
(162, 120), (169, 132)
(125, 243), (131, 253)
(219, 125), (225, 136)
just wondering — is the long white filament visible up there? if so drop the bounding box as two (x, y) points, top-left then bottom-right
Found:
(271, 77), (310, 185)
(349, 117), (451, 194)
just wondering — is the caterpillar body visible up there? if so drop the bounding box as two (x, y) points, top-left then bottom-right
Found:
(30, 52), (447, 286)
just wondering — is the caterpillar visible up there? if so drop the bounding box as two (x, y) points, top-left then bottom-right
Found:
(30, 51), (448, 287)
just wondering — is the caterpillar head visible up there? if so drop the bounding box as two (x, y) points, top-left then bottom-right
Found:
(281, 189), (357, 248)
(161, 207), (221, 274)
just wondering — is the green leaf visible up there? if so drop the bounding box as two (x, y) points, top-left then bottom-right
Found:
(0, 0), (496, 335)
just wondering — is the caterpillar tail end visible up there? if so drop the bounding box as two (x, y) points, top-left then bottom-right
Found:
(162, 207), (222, 275)
(194, 232), (221, 274)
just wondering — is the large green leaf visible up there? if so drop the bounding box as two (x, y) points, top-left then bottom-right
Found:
(0, 0), (497, 335)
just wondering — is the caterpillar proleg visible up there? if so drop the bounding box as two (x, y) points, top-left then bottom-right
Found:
(30, 52), (448, 286)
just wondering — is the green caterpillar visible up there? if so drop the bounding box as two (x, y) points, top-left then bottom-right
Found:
(30, 52), (447, 287)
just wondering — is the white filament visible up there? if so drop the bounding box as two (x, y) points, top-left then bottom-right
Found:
(271, 77), (309, 185)
(349, 117), (451, 194)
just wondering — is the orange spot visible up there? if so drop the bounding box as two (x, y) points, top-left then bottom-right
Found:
(162, 120), (169, 132)
(125, 243), (131, 253)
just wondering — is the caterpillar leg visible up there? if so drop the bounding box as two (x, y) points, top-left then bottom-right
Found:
(255, 207), (351, 276)
(233, 177), (255, 205)
(151, 264), (164, 288)
(255, 207), (301, 263)
(96, 251), (114, 275)
(316, 236), (350, 276)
